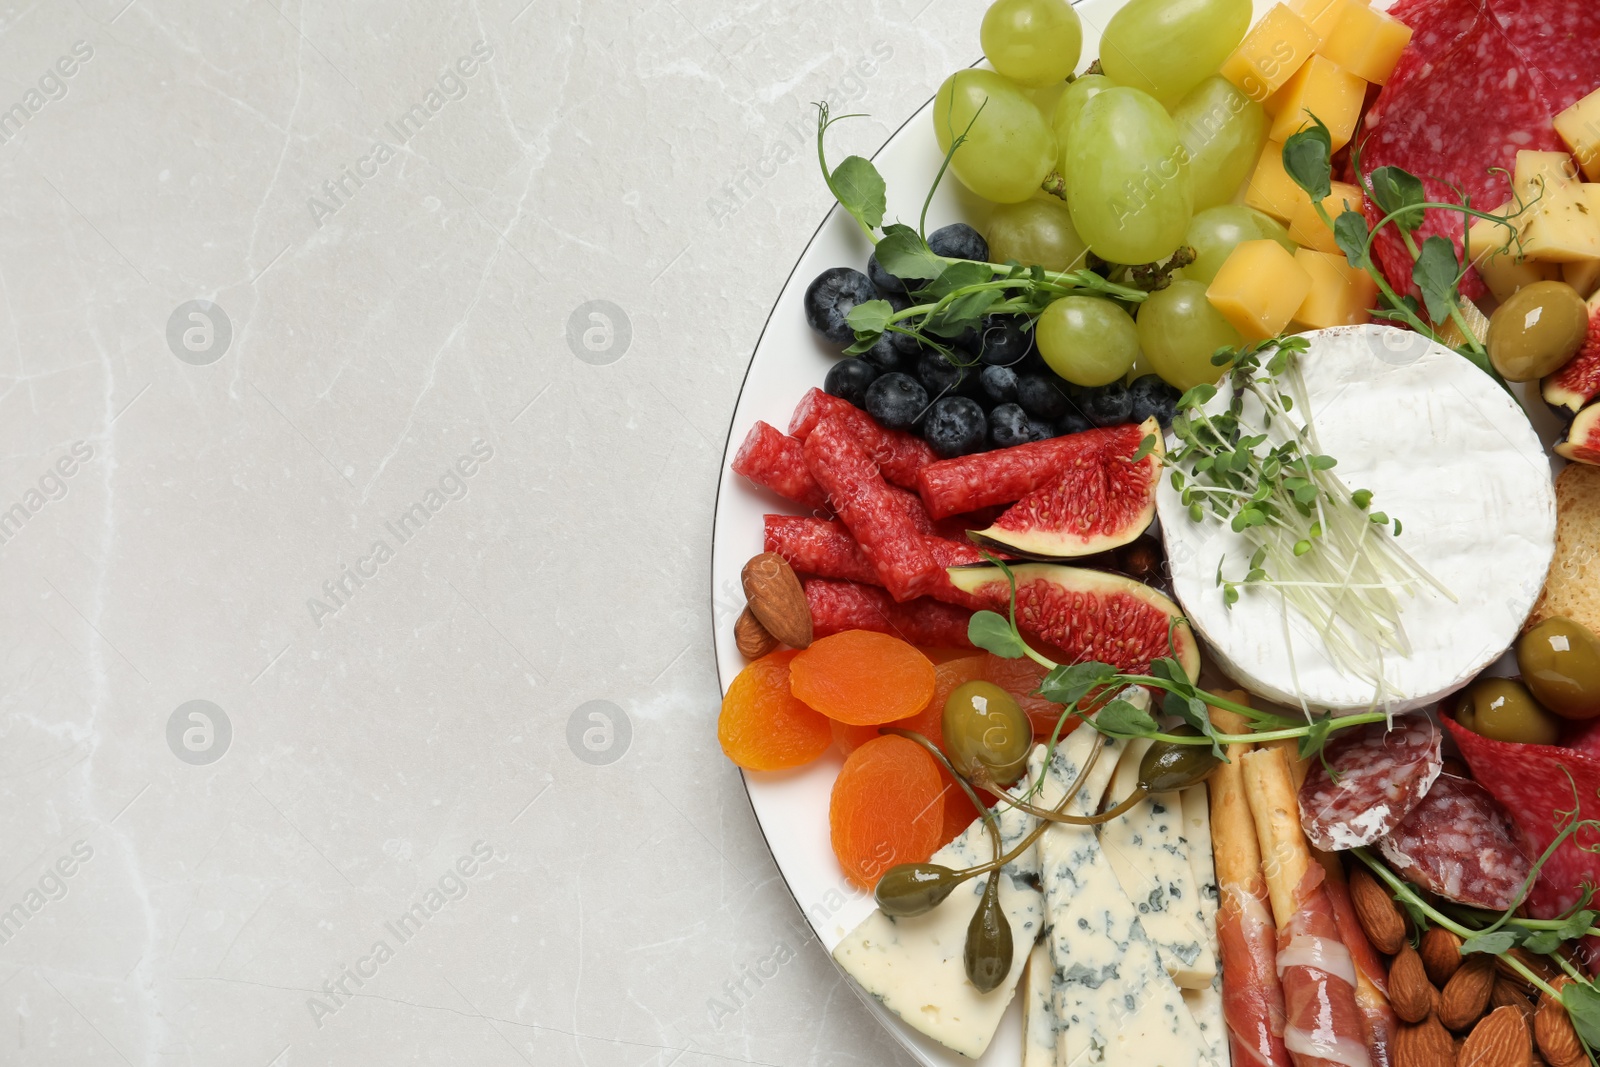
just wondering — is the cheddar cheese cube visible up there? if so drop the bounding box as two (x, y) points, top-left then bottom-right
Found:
(1287, 181), (1365, 254)
(1266, 55), (1366, 149)
(1221, 5), (1320, 103)
(1560, 185), (1600, 295)
(1466, 201), (1560, 302)
(1555, 88), (1600, 181)
(1207, 240), (1314, 341)
(1514, 150), (1580, 194)
(1243, 141), (1311, 221)
(1513, 152), (1600, 263)
(1317, 3), (1413, 85)
(1289, 0), (1369, 44)
(1293, 248), (1377, 328)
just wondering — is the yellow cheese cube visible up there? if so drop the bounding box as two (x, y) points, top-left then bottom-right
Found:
(1514, 150), (1580, 194)
(1294, 248), (1377, 328)
(1521, 184), (1600, 264)
(1564, 259), (1600, 299)
(1555, 87), (1600, 181)
(1221, 5), (1320, 103)
(1317, 4), (1413, 85)
(1207, 240), (1315, 340)
(1266, 55), (1367, 149)
(1466, 201), (1559, 302)
(1287, 181), (1365, 254)
(1289, 0), (1369, 44)
(1243, 141), (1311, 221)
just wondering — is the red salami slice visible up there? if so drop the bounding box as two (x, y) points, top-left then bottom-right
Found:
(1359, 0), (1565, 300)
(803, 578), (974, 648)
(732, 422), (828, 510)
(764, 515), (992, 610)
(786, 389), (935, 490)
(1485, 0), (1600, 113)
(1444, 717), (1600, 917)
(1375, 774), (1530, 910)
(915, 423), (1147, 519)
(1296, 717), (1443, 852)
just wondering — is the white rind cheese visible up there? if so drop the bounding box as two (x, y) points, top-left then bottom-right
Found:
(1034, 699), (1216, 1067)
(831, 774), (1044, 1059)
(1098, 738), (1214, 990)
(1180, 785), (1226, 1062)
(1156, 325), (1556, 711)
(1022, 937), (1056, 1067)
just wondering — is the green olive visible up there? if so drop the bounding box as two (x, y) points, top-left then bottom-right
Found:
(1140, 727), (1222, 792)
(1486, 280), (1589, 381)
(1454, 676), (1561, 745)
(943, 680), (1034, 786)
(1516, 617), (1600, 721)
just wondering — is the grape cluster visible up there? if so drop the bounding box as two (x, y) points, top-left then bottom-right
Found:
(805, 231), (1179, 459)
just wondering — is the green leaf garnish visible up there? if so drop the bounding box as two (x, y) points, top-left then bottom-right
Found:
(968, 610), (1027, 659)
(1412, 234), (1461, 325)
(1282, 117), (1334, 202)
(1367, 166), (1426, 233)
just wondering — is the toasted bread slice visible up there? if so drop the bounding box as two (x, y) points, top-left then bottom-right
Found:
(1529, 462), (1600, 633)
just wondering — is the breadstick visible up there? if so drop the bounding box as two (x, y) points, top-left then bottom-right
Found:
(1242, 746), (1312, 928)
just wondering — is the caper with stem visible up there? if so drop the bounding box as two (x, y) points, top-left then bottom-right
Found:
(965, 873), (1011, 993)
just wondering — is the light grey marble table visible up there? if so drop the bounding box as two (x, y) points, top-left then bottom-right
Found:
(0, 1), (986, 1063)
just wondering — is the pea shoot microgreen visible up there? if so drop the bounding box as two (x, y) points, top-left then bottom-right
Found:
(813, 102), (1148, 364)
(1155, 336), (1456, 690)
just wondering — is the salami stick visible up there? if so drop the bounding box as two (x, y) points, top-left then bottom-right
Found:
(1243, 746), (1372, 1067)
(1209, 703), (1293, 1067)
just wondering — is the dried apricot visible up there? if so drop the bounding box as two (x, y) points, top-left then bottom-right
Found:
(830, 654), (987, 756)
(981, 653), (1077, 740)
(829, 735), (945, 888)
(791, 630), (936, 726)
(718, 650), (832, 771)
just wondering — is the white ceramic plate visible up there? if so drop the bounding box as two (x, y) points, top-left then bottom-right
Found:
(709, 3), (1313, 1063)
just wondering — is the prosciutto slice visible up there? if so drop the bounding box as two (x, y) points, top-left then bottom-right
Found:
(1218, 883), (1292, 1067)
(1278, 865), (1373, 1067)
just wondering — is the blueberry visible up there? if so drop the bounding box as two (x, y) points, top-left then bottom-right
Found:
(865, 372), (928, 431)
(1056, 409), (1094, 435)
(1027, 421), (1056, 442)
(1128, 374), (1182, 429)
(862, 333), (907, 374)
(979, 364), (1019, 405)
(923, 396), (988, 458)
(988, 403), (1032, 448)
(884, 292), (924, 355)
(918, 351), (967, 399)
(1081, 381), (1135, 427)
(804, 267), (876, 346)
(973, 316), (1034, 367)
(868, 251), (908, 296)
(1016, 375), (1071, 420)
(824, 358), (879, 408)
(928, 223), (989, 263)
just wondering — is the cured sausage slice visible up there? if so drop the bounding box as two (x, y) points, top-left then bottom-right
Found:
(1375, 773), (1530, 911)
(1296, 717), (1443, 852)
(787, 388), (935, 490)
(732, 421), (829, 510)
(803, 578), (974, 648)
(915, 422), (1148, 519)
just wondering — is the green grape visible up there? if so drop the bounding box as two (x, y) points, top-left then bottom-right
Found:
(1184, 205), (1295, 285)
(1136, 279), (1243, 390)
(1172, 76), (1269, 211)
(1062, 87), (1193, 265)
(984, 197), (1089, 271)
(1036, 295), (1140, 386)
(981, 0), (1083, 89)
(933, 69), (1057, 204)
(1051, 73), (1112, 164)
(1100, 0), (1253, 106)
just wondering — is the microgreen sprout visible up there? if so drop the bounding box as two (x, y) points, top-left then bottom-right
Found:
(813, 103), (1148, 364)
(1158, 336), (1455, 690)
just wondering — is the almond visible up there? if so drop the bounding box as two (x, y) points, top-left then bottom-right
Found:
(1535, 978), (1586, 1067)
(1441, 955), (1498, 1032)
(1351, 865), (1407, 954)
(1423, 927), (1467, 987)
(1397, 1014), (1458, 1067)
(741, 553), (812, 649)
(1393, 942), (1443, 1023)
(1460, 1005), (1531, 1067)
(734, 606), (779, 659)
(1491, 979), (1535, 1026)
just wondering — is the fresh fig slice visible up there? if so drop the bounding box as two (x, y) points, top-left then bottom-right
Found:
(947, 562), (1201, 681)
(1542, 290), (1600, 415)
(1555, 402), (1600, 465)
(968, 416), (1163, 560)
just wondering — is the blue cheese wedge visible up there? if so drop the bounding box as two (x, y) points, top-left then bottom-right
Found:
(1098, 738), (1213, 989)
(1180, 784), (1226, 1062)
(1156, 324), (1556, 712)
(1022, 937), (1056, 1067)
(1035, 699), (1216, 1067)
(830, 776), (1043, 1059)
